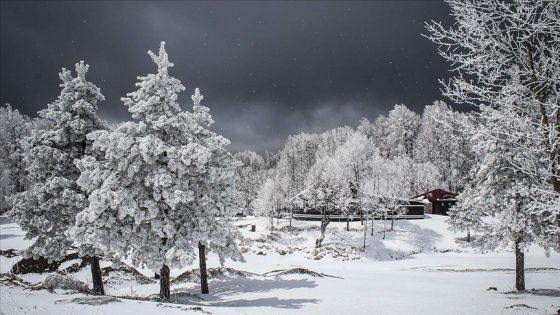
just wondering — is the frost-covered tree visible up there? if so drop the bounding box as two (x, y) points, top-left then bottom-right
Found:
(384, 104), (421, 159)
(303, 156), (346, 248)
(316, 126), (354, 157)
(414, 101), (474, 193)
(0, 104), (33, 213)
(184, 88), (243, 294)
(234, 150), (271, 215)
(334, 132), (372, 229)
(8, 61), (107, 295)
(276, 133), (320, 198)
(71, 42), (242, 300)
(426, 0), (560, 238)
(452, 110), (557, 290)
(253, 176), (288, 236)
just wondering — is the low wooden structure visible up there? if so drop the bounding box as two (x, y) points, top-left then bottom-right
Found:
(292, 198), (425, 221)
(411, 189), (457, 215)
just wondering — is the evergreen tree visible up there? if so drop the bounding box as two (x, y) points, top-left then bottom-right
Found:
(71, 42), (242, 300)
(0, 104), (33, 213)
(8, 61), (107, 294)
(185, 88), (244, 294)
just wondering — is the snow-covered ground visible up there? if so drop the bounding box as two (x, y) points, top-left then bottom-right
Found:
(1, 215), (559, 315)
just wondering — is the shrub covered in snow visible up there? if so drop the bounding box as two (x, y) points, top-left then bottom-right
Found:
(42, 274), (90, 292)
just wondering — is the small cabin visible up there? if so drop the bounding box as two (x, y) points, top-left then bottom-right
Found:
(412, 189), (457, 215)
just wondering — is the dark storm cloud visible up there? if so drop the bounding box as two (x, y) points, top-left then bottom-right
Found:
(1, 1), (456, 154)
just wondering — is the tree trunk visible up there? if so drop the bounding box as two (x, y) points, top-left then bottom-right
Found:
(383, 212), (387, 239)
(289, 205), (293, 227)
(159, 264), (170, 300)
(362, 217), (367, 249)
(315, 208), (330, 248)
(515, 240), (525, 291)
(554, 178), (560, 245)
(466, 230), (471, 243)
(198, 242), (209, 294)
(346, 216), (350, 231)
(360, 209), (364, 226)
(89, 256), (105, 295)
(270, 212), (274, 237)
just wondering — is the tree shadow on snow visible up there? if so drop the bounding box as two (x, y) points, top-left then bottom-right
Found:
(173, 277), (320, 308)
(0, 233), (19, 240)
(528, 288), (560, 297)
(202, 296), (319, 308)
(203, 277), (317, 296)
(0, 216), (13, 225)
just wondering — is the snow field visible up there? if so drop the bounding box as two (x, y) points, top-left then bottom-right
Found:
(1, 215), (559, 315)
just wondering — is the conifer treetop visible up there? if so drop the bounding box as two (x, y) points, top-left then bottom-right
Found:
(192, 88), (214, 127)
(148, 41), (173, 76)
(122, 42), (184, 122)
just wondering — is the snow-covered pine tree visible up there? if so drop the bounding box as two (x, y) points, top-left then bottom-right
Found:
(184, 88), (243, 294)
(8, 61), (107, 295)
(0, 104), (33, 213)
(71, 42), (242, 300)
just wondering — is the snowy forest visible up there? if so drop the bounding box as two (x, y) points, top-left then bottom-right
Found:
(0, 0), (559, 314)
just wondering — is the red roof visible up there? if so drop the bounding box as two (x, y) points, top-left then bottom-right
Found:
(412, 189), (456, 203)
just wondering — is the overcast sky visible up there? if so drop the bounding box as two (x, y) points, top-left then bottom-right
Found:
(1, 1), (459, 154)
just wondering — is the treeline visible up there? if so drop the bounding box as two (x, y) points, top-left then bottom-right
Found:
(235, 101), (474, 219)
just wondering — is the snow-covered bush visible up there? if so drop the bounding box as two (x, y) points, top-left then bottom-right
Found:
(43, 274), (89, 292)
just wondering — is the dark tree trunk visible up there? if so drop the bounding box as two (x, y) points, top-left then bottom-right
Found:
(159, 264), (170, 300)
(527, 46), (560, 245)
(198, 242), (209, 294)
(360, 210), (364, 226)
(89, 256), (105, 295)
(289, 205), (293, 227)
(346, 216), (350, 231)
(466, 230), (471, 243)
(515, 240), (525, 291)
(362, 217), (367, 249)
(270, 212), (274, 237)
(315, 208), (330, 248)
